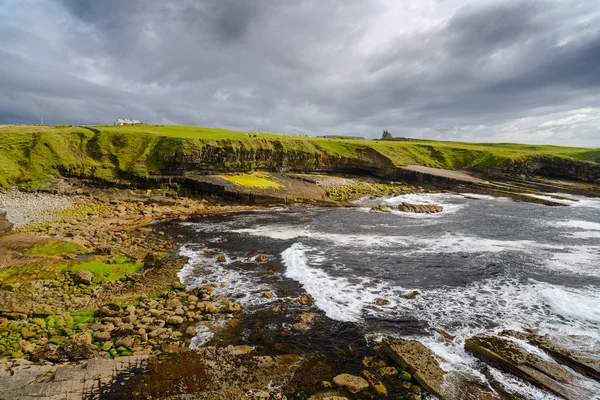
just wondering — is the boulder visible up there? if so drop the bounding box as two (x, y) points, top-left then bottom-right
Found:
(0, 210), (13, 235)
(465, 335), (593, 400)
(72, 332), (92, 347)
(95, 331), (111, 342)
(362, 370), (387, 397)
(503, 330), (600, 382)
(97, 303), (122, 317)
(397, 203), (443, 213)
(378, 337), (444, 396)
(378, 337), (502, 400)
(72, 270), (94, 285)
(166, 315), (184, 325)
(332, 373), (369, 394)
(115, 335), (137, 349)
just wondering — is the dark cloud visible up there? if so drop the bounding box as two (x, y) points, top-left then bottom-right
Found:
(1, 0), (599, 145)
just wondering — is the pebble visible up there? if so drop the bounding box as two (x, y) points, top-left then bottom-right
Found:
(0, 189), (73, 227)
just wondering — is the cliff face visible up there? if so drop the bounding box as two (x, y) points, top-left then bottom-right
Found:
(500, 155), (600, 182)
(1, 125), (599, 188)
(156, 141), (398, 176)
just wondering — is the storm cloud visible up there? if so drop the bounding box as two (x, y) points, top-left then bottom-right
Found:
(1, 0), (599, 145)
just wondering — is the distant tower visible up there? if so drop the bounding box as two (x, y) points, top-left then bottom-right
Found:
(382, 130), (393, 140)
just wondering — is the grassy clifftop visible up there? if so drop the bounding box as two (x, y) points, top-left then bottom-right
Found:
(0, 124), (598, 188)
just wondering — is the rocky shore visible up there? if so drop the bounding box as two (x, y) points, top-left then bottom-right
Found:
(1, 177), (600, 400)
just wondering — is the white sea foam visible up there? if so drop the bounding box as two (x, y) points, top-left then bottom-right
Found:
(281, 243), (404, 322)
(398, 278), (600, 399)
(178, 246), (277, 306)
(554, 219), (600, 231)
(382, 193), (465, 215)
(522, 193), (578, 205)
(545, 247), (600, 277)
(461, 193), (497, 200)
(234, 225), (563, 256)
(189, 325), (214, 349)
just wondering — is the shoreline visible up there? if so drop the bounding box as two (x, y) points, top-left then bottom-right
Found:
(1, 175), (599, 399)
(0, 177), (429, 399)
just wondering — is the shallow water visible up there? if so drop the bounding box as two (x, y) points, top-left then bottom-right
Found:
(173, 192), (600, 399)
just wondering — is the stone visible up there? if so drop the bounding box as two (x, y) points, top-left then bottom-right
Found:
(98, 303), (122, 317)
(115, 335), (136, 349)
(72, 332), (92, 347)
(307, 394), (349, 400)
(123, 314), (137, 323)
(332, 373), (369, 394)
(362, 370), (387, 397)
(0, 210), (14, 235)
(166, 316), (184, 325)
(502, 330), (600, 382)
(465, 335), (593, 399)
(72, 270), (94, 285)
(161, 340), (180, 353)
(101, 341), (114, 351)
(262, 291), (274, 299)
(397, 202), (443, 214)
(401, 290), (420, 300)
(379, 337), (503, 400)
(95, 331), (111, 342)
(185, 326), (197, 336)
(375, 298), (390, 306)
(377, 366), (398, 377)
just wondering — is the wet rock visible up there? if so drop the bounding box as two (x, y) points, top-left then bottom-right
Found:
(332, 373), (369, 394)
(72, 270), (94, 285)
(378, 337), (444, 396)
(95, 245), (113, 255)
(362, 370), (387, 397)
(375, 298), (390, 306)
(377, 366), (398, 377)
(307, 393), (349, 400)
(502, 330), (600, 382)
(379, 337), (503, 400)
(299, 293), (314, 305)
(465, 335), (593, 400)
(401, 290), (420, 300)
(397, 202), (443, 213)
(161, 340), (180, 353)
(371, 204), (393, 213)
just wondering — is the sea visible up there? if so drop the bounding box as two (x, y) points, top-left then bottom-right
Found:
(167, 192), (600, 399)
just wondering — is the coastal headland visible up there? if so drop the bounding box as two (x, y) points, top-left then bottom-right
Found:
(0, 125), (599, 399)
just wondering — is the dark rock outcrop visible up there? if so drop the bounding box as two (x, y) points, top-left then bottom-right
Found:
(465, 335), (593, 400)
(397, 202), (443, 213)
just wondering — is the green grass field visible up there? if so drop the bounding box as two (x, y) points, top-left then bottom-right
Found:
(0, 124), (598, 188)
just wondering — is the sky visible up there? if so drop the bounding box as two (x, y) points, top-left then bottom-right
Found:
(1, 0), (599, 146)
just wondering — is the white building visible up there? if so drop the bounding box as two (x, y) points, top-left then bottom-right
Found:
(114, 118), (142, 126)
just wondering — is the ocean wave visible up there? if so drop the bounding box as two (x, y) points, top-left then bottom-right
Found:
(281, 243), (405, 322)
(178, 245), (277, 306)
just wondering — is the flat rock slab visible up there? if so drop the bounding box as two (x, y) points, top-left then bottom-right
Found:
(503, 331), (600, 382)
(0, 356), (148, 400)
(400, 165), (486, 184)
(465, 335), (593, 400)
(378, 337), (504, 400)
